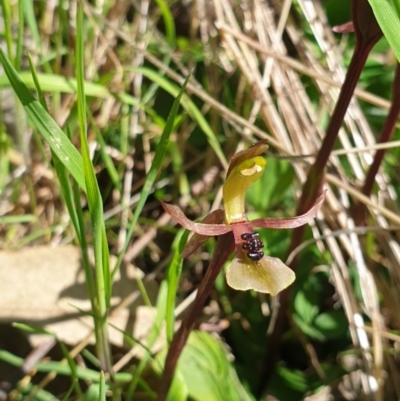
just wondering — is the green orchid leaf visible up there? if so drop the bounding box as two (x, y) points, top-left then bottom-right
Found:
(178, 331), (255, 401)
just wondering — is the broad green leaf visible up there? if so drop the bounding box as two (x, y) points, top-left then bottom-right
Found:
(276, 366), (308, 392)
(166, 371), (189, 401)
(293, 270), (329, 325)
(293, 287), (319, 325)
(292, 313), (325, 341)
(178, 331), (255, 401)
(314, 310), (348, 339)
(369, 0), (400, 62)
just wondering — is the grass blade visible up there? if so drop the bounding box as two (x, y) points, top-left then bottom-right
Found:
(369, 0), (400, 62)
(75, 1), (111, 372)
(0, 48), (86, 191)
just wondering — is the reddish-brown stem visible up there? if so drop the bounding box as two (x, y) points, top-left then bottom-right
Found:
(284, 34), (377, 273)
(157, 233), (235, 401)
(284, 42), (372, 272)
(352, 63), (400, 225)
(257, 0), (382, 394)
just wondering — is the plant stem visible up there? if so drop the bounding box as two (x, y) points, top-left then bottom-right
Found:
(352, 63), (400, 225)
(157, 233), (235, 401)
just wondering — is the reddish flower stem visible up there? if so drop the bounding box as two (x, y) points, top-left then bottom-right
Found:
(352, 63), (400, 225)
(257, 0), (382, 394)
(284, 32), (378, 273)
(157, 233), (235, 401)
(286, 40), (375, 262)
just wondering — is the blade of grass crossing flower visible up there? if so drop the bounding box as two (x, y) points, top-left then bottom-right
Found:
(369, 0), (400, 63)
(0, 49), (86, 191)
(134, 67), (228, 169)
(166, 230), (189, 343)
(113, 72), (192, 278)
(76, 1), (111, 372)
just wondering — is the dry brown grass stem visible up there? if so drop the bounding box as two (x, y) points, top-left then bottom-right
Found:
(217, 22), (391, 110)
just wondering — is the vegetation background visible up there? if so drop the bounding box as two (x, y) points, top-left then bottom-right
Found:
(0, 0), (400, 400)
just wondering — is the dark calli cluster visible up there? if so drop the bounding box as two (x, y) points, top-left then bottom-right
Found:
(241, 232), (264, 262)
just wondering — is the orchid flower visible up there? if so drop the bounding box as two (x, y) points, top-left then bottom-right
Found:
(161, 141), (325, 296)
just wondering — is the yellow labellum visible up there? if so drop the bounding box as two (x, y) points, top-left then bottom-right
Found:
(226, 256), (295, 295)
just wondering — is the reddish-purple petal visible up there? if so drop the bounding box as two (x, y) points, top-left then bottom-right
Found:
(332, 21), (354, 33)
(182, 209), (227, 258)
(161, 201), (232, 235)
(249, 191), (325, 229)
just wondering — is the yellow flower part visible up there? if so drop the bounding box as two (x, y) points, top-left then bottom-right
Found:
(226, 256), (295, 296)
(223, 156), (266, 225)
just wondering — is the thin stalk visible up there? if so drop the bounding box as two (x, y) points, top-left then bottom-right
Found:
(283, 39), (374, 267)
(157, 233), (235, 401)
(353, 63), (400, 225)
(257, 0), (382, 394)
